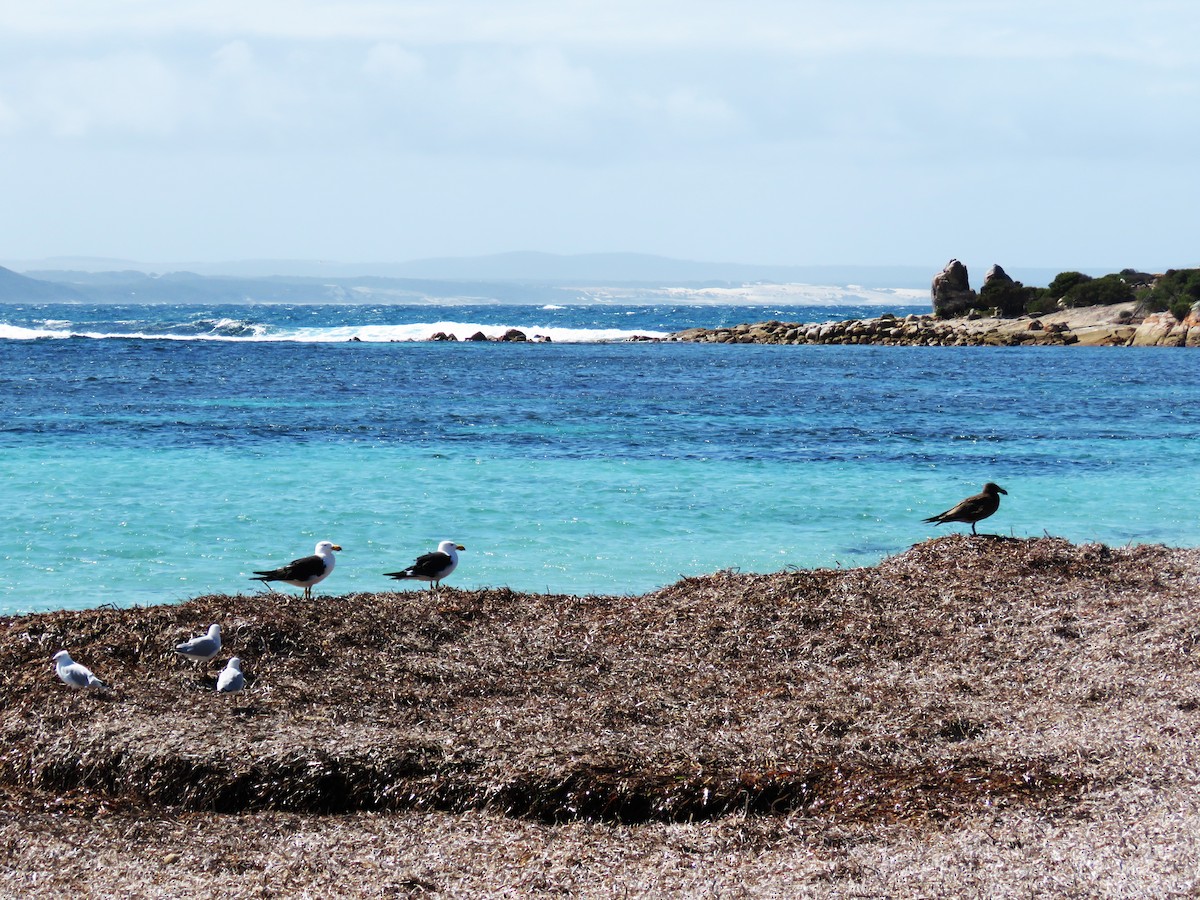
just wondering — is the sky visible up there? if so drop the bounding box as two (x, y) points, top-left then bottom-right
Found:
(1, 0), (1198, 277)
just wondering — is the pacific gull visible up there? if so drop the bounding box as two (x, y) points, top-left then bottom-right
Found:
(175, 623), (222, 665)
(251, 540), (341, 599)
(216, 657), (245, 694)
(923, 482), (1007, 535)
(52, 650), (107, 690)
(385, 541), (465, 590)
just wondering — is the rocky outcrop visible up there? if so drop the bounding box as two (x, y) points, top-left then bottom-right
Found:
(931, 259), (978, 318)
(669, 307), (1192, 347)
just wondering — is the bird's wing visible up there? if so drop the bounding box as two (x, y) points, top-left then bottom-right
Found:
(62, 665), (91, 687)
(410, 551), (451, 577)
(385, 551), (449, 579)
(255, 554), (325, 581)
(177, 636), (216, 655)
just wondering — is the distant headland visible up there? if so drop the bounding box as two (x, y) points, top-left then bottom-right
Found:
(669, 260), (1200, 347)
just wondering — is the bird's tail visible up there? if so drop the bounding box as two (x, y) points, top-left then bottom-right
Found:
(384, 570), (416, 580)
(922, 515), (943, 524)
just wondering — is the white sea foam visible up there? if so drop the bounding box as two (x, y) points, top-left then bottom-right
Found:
(272, 322), (670, 343)
(0, 321), (669, 343)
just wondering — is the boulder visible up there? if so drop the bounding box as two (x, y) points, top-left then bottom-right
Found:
(500, 329), (528, 342)
(1131, 314), (1176, 347)
(931, 259), (978, 319)
(466, 331), (489, 342)
(983, 264), (1015, 289)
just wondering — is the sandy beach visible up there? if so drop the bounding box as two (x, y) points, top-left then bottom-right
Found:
(3, 535), (1199, 897)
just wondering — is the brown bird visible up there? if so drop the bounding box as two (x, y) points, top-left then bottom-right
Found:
(923, 482), (1007, 534)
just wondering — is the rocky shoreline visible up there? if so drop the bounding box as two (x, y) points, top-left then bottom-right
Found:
(669, 302), (1200, 347)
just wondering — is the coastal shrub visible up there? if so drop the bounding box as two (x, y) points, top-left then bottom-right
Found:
(1147, 268), (1200, 319)
(1170, 299), (1194, 321)
(1046, 271), (1092, 299)
(1024, 292), (1059, 316)
(1059, 274), (1134, 308)
(1119, 268), (1156, 287)
(979, 279), (1038, 317)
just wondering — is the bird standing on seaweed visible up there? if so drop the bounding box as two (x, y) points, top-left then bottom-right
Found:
(175, 623), (222, 667)
(52, 650), (107, 690)
(385, 541), (465, 591)
(923, 483), (1007, 535)
(251, 540), (341, 600)
(217, 657), (245, 694)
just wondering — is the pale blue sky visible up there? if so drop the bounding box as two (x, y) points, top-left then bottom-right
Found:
(1, 1), (1197, 276)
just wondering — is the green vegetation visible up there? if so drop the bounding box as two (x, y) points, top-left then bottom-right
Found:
(1145, 268), (1200, 319)
(968, 267), (1200, 320)
(978, 277), (1039, 318)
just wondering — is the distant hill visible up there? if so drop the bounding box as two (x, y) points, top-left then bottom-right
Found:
(0, 266), (87, 302)
(6, 253), (942, 288)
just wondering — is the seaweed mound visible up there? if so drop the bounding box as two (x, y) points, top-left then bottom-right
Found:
(2, 536), (1197, 827)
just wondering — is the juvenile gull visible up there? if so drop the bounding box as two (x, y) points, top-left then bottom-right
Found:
(216, 657), (245, 694)
(385, 541), (465, 590)
(175, 623), (222, 664)
(52, 650), (106, 690)
(923, 482), (1007, 535)
(251, 540), (341, 600)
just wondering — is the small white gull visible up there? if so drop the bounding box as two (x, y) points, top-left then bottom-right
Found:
(175, 623), (222, 664)
(53, 650), (106, 689)
(216, 657), (245, 694)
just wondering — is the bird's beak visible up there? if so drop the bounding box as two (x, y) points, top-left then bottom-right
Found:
(997, 488), (1008, 495)
(332, 544), (343, 551)
(456, 544), (466, 551)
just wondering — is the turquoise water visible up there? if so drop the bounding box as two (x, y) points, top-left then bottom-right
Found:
(2, 303), (1199, 613)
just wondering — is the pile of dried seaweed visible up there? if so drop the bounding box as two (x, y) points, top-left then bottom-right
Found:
(2, 535), (1197, 830)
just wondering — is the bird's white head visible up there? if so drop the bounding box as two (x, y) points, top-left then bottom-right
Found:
(209, 624), (222, 638)
(438, 541), (465, 556)
(52, 650), (72, 665)
(315, 541), (342, 555)
(227, 657), (243, 671)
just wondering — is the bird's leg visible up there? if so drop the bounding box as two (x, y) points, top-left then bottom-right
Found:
(971, 523), (977, 535)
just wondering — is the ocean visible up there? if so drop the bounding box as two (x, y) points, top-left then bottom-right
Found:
(2, 301), (1199, 614)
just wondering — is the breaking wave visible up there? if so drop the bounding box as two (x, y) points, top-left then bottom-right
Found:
(0, 320), (668, 343)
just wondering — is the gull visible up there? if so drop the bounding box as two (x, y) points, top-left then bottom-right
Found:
(385, 541), (465, 591)
(175, 623), (222, 665)
(923, 482), (1008, 535)
(216, 657), (245, 694)
(52, 650), (107, 690)
(251, 540), (341, 600)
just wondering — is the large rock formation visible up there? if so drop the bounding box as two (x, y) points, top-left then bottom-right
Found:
(983, 264), (1014, 290)
(931, 259), (978, 318)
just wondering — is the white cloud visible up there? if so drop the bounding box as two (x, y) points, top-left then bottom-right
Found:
(22, 52), (181, 138)
(363, 43), (425, 81)
(212, 39), (256, 77)
(1, 0), (1198, 266)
